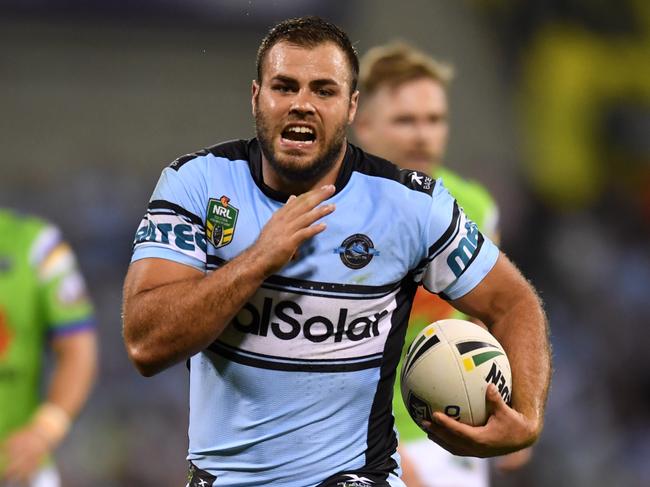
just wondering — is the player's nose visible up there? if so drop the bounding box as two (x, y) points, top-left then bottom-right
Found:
(414, 121), (432, 141)
(289, 89), (316, 116)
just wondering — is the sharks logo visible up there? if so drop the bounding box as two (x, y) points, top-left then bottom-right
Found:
(334, 234), (379, 269)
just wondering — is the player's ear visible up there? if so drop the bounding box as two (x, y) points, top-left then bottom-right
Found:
(351, 99), (370, 143)
(347, 90), (359, 125)
(251, 80), (260, 116)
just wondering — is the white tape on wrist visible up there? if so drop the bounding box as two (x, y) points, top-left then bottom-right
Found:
(32, 403), (71, 446)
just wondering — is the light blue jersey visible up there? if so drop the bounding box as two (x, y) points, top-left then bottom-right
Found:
(131, 139), (499, 487)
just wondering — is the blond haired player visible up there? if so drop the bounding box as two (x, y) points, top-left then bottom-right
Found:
(354, 42), (531, 487)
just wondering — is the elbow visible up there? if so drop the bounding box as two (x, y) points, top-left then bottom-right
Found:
(524, 415), (545, 448)
(125, 343), (163, 377)
(136, 364), (161, 378)
(123, 322), (163, 377)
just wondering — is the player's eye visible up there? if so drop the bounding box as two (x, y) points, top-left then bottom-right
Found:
(393, 116), (416, 126)
(428, 115), (445, 124)
(272, 85), (294, 93)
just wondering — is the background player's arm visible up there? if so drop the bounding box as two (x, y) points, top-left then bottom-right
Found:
(2, 329), (99, 483)
(123, 185), (336, 376)
(48, 329), (98, 421)
(397, 445), (427, 487)
(423, 252), (550, 457)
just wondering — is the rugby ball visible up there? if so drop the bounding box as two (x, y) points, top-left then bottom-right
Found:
(400, 319), (512, 428)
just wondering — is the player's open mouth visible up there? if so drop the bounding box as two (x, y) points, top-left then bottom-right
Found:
(280, 124), (317, 146)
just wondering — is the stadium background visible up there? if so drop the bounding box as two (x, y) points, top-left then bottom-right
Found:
(2, 1), (649, 485)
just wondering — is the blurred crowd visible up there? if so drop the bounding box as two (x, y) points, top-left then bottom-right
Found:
(480, 1), (650, 486)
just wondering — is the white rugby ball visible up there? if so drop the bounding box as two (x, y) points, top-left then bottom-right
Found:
(400, 319), (512, 427)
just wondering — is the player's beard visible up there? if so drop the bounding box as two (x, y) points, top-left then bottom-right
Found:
(255, 106), (347, 184)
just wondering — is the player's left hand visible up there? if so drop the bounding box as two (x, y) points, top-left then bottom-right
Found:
(421, 383), (541, 458)
(1, 425), (52, 482)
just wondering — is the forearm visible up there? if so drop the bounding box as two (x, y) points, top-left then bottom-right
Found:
(123, 245), (268, 375)
(26, 331), (97, 449)
(47, 331), (97, 418)
(488, 288), (550, 435)
(426, 255), (550, 456)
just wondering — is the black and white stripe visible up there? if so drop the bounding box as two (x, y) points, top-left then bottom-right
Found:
(148, 200), (204, 227)
(362, 277), (418, 477)
(412, 201), (462, 281)
(207, 341), (383, 373)
(207, 255), (403, 300)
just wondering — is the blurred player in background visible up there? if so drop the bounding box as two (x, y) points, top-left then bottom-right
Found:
(354, 42), (530, 487)
(0, 209), (97, 487)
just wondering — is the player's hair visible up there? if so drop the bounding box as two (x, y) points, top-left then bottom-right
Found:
(359, 41), (454, 96)
(257, 16), (359, 93)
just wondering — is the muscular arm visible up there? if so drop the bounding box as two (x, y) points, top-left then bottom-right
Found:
(423, 252), (551, 456)
(122, 248), (269, 376)
(123, 184), (336, 376)
(454, 253), (550, 434)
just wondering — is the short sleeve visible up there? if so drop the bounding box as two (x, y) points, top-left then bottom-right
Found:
(29, 225), (95, 335)
(418, 181), (499, 300)
(131, 159), (209, 271)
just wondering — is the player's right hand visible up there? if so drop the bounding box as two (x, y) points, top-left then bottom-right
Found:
(251, 184), (336, 277)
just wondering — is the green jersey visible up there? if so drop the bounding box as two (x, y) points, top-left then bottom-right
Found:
(393, 167), (499, 442)
(0, 210), (94, 442)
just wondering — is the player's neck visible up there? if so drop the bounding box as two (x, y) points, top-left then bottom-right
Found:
(261, 143), (347, 196)
(430, 160), (444, 177)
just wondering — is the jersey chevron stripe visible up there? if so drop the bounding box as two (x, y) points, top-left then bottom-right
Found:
(412, 202), (461, 276)
(427, 201), (461, 258)
(148, 199), (203, 226)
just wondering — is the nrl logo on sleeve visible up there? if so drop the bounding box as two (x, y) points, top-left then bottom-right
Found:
(206, 195), (239, 248)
